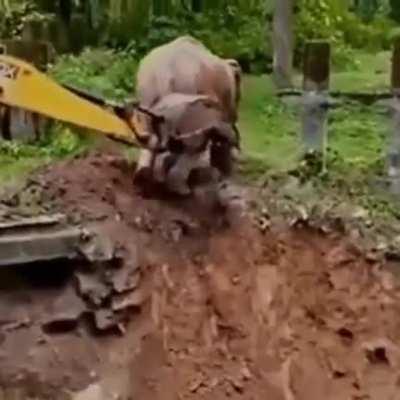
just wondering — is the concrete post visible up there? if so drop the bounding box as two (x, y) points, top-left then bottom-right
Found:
(0, 39), (55, 71)
(301, 41), (331, 167)
(388, 39), (400, 194)
(303, 41), (330, 92)
(8, 107), (38, 143)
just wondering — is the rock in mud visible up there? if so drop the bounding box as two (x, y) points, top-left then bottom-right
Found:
(94, 309), (120, 332)
(42, 311), (81, 334)
(111, 289), (145, 312)
(2, 318), (31, 333)
(110, 268), (140, 294)
(78, 230), (115, 262)
(75, 272), (111, 307)
(42, 283), (87, 333)
(107, 250), (140, 294)
(73, 383), (103, 400)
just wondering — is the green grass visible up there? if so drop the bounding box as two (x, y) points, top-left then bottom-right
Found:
(237, 59), (400, 223)
(0, 124), (95, 188)
(0, 158), (45, 187)
(49, 48), (138, 101)
(290, 51), (391, 91)
(331, 51), (391, 92)
(238, 75), (300, 172)
(239, 51), (391, 180)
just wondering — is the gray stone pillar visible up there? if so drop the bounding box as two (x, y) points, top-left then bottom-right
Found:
(300, 41), (332, 169)
(388, 39), (400, 194)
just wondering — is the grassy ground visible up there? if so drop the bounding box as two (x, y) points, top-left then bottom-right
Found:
(0, 124), (95, 191)
(239, 51), (391, 179)
(331, 51), (391, 92)
(236, 51), (400, 229)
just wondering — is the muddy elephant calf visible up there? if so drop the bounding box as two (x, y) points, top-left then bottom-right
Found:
(133, 93), (238, 195)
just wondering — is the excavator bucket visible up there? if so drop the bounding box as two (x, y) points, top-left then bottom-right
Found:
(0, 55), (139, 146)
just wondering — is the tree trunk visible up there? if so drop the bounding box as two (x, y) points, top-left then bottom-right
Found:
(58, 0), (73, 25)
(153, 0), (171, 16)
(192, 0), (202, 12)
(272, 0), (293, 89)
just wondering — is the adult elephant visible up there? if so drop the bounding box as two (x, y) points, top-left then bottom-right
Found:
(136, 36), (241, 125)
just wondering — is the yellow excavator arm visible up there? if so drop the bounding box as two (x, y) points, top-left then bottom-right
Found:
(0, 54), (142, 146)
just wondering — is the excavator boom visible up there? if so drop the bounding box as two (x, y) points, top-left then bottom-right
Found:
(0, 55), (139, 146)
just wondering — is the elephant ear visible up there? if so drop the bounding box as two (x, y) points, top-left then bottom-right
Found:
(123, 102), (166, 150)
(150, 93), (223, 138)
(151, 93), (219, 115)
(225, 59), (242, 78)
(225, 59), (242, 104)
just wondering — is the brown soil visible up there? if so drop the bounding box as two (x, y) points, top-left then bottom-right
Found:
(2, 150), (400, 399)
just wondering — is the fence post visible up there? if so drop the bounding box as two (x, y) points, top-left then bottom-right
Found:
(301, 41), (331, 168)
(388, 39), (400, 195)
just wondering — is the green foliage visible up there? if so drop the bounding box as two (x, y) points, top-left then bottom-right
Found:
(112, 4), (268, 73)
(389, 0), (400, 22)
(28, 1), (265, 71)
(331, 51), (390, 91)
(295, 0), (394, 69)
(0, 122), (92, 184)
(238, 70), (389, 180)
(355, 0), (380, 22)
(0, 0), (37, 38)
(341, 13), (395, 51)
(39, 123), (91, 158)
(295, 0), (355, 68)
(387, 26), (400, 43)
(239, 72), (400, 223)
(106, 1), (151, 46)
(329, 103), (387, 173)
(0, 124), (89, 161)
(49, 47), (138, 100)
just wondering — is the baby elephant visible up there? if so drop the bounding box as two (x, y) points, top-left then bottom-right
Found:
(137, 93), (238, 195)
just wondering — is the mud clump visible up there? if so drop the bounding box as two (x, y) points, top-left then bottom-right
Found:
(134, 225), (400, 400)
(1, 150), (400, 400)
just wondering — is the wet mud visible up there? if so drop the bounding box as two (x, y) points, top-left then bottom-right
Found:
(0, 150), (400, 399)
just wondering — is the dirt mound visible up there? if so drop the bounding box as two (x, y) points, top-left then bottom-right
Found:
(41, 150), (235, 228)
(131, 222), (400, 400)
(1, 150), (400, 399)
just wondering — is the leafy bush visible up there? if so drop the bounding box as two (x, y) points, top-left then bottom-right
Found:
(105, 5), (270, 74)
(295, 0), (353, 68)
(390, 0), (400, 22)
(0, 0), (37, 38)
(387, 26), (400, 44)
(295, 0), (394, 69)
(341, 13), (395, 51)
(0, 123), (89, 162)
(49, 47), (138, 100)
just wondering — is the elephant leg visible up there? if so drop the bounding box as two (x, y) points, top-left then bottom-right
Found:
(134, 148), (154, 184)
(166, 151), (209, 196)
(137, 149), (153, 170)
(210, 141), (234, 176)
(165, 154), (193, 196)
(153, 152), (177, 183)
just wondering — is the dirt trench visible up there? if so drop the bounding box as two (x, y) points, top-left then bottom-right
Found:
(1, 150), (400, 400)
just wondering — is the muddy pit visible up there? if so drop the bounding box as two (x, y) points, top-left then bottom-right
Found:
(1, 150), (400, 399)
